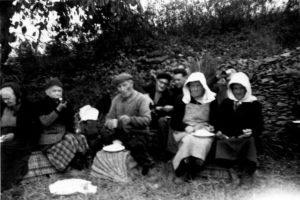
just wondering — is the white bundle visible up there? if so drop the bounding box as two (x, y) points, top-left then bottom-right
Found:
(49, 179), (97, 195)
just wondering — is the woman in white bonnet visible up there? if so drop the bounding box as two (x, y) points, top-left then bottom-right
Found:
(170, 72), (217, 183)
(215, 72), (263, 185)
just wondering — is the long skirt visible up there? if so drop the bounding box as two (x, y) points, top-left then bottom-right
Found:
(215, 137), (257, 163)
(172, 131), (213, 170)
(1, 140), (31, 191)
(43, 134), (89, 172)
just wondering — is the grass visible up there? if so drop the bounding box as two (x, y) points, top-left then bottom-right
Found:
(1, 156), (300, 200)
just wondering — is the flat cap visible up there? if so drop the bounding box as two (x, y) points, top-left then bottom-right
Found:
(113, 73), (133, 85)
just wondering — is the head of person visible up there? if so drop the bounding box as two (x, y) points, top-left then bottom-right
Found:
(156, 72), (172, 92)
(173, 68), (187, 89)
(45, 78), (63, 99)
(188, 81), (205, 99)
(0, 82), (22, 108)
(182, 72), (216, 104)
(227, 72), (257, 102)
(113, 73), (134, 98)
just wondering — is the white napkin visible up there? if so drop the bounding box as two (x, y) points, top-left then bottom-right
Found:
(79, 105), (99, 121)
(49, 179), (97, 195)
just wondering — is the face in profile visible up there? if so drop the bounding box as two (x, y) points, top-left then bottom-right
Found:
(0, 87), (17, 107)
(156, 78), (169, 92)
(117, 80), (134, 98)
(231, 83), (246, 100)
(46, 86), (63, 99)
(173, 73), (186, 89)
(189, 81), (205, 99)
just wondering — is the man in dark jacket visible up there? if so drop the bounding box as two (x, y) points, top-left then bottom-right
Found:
(143, 72), (174, 160)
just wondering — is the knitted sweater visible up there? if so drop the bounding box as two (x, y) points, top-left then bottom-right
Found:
(106, 90), (151, 129)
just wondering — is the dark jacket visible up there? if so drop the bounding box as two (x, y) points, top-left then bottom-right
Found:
(215, 98), (263, 138)
(170, 87), (183, 105)
(170, 95), (218, 132)
(143, 83), (173, 118)
(1, 99), (41, 148)
(37, 96), (75, 133)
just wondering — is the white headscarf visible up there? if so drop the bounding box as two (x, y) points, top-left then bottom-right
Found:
(182, 72), (216, 104)
(227, 72), (257, 103)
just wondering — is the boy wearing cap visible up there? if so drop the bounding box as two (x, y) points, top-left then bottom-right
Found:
(105, 72), (154, 175)
(37, 78), (89, 172)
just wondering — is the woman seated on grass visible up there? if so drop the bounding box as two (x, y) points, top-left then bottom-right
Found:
(1, 82), (40, 191)
(170, 72), (217, 183)
(37, 78), (89, 172)
(215, 72), (263, 185)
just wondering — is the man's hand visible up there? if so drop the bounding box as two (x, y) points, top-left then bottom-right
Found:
(216, 131), (229, 140)
(105, 119), (118, 129)
(119, 115), (131, 125)
(238, 129), (252, 138)
(161, 105), (173, 112)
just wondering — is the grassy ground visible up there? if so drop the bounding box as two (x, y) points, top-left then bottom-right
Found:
(1, 156), (300, 200)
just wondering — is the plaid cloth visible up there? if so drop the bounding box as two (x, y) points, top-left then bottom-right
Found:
(45, 134), (89, 172)
(24, 151), (57, 179)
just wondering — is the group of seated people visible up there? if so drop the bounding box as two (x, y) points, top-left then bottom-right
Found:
(0, 68), (263, 191)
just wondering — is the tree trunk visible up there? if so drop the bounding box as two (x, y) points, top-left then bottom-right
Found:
(0, 0), (14, 65)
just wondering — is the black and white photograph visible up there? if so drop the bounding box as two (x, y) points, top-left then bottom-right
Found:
(1, 0), (300, 199)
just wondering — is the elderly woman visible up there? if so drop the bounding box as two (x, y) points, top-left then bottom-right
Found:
(0, 82), (40, 191)
(37, 78), (89, 172)
(215, 72), (263, 185)
(170, 72), (217, 182)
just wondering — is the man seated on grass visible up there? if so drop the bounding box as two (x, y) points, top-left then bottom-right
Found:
(143, 72), (174, 160)
(104, 72), (154, 175)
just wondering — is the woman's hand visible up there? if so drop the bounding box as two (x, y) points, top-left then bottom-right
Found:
(185, 126), (194, 133)
(0, 133), (14, 142)
(238, 129), (252, 138)
(56, 101), (67, 112)
(216, 131), (229, 140)
(204, 124), (215, 132)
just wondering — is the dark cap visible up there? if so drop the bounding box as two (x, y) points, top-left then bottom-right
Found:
(45, 78), (63, 90)
(156, 72), (172, 82)
(113, 73), (133, 86)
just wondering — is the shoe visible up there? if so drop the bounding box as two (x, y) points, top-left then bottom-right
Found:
(142, 166), (151, 176)
(173, 176), (185, 184)
(238, 174), (254, 188)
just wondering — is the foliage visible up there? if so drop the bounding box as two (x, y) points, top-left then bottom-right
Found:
(1, 0), (153, 64)
(146, 0), (300, 47)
